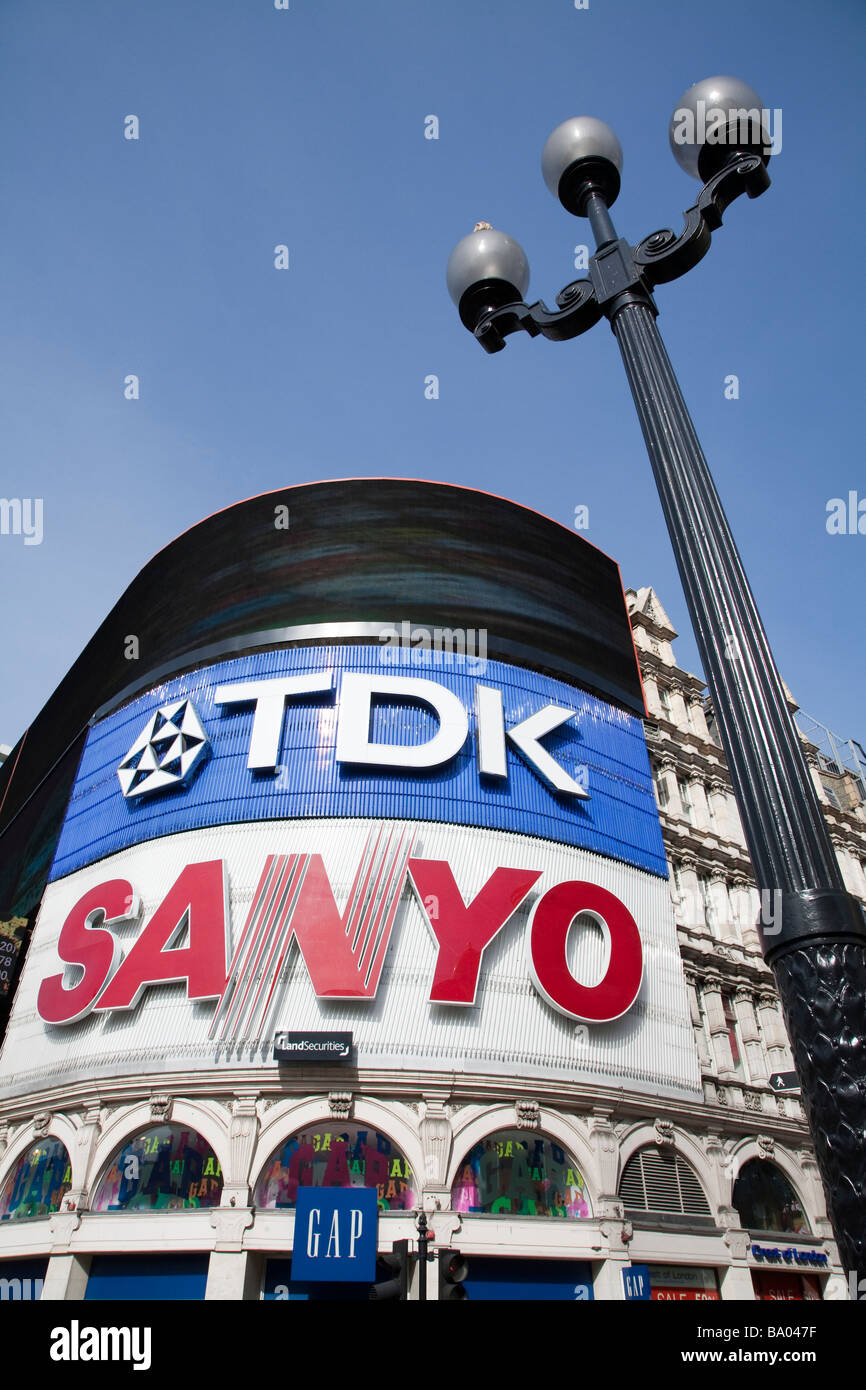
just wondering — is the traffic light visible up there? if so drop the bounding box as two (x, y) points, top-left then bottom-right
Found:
(369, 1238), (410, 1301)
(438, 1248), (469, 1300)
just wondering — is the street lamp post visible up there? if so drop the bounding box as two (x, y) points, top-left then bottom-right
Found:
(447, 77), (866, 1286)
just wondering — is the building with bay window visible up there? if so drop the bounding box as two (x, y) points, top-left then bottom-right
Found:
(0, 485), (856, 1301)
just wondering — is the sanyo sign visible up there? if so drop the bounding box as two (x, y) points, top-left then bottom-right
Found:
(36, 842), (644, 1031)
(214, 672), (590, 797)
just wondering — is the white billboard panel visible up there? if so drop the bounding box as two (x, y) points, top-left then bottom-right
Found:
(0, 818), (700, 1099)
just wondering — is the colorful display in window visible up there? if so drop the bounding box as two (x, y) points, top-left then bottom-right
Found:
(253, 1125), (415, 1212)
(451, 1130), (591, 1218)
(91, 1125), (223, 1212)
(0, 1138), (71, 1221)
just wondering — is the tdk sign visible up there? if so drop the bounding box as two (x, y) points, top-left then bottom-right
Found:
(52, 646), (666, 882)
(117, 699), (210, 799)
(213, 671), (589, 797)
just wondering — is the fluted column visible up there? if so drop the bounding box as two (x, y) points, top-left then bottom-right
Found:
(734, 987), (765, 1082)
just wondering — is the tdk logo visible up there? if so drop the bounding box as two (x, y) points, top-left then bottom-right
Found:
(212, 672), (590, 798)
(118, 673), (589, 801)
(118, 699), (210, 799)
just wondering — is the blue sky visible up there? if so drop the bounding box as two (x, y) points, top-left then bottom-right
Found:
(1, 0), (864, 751)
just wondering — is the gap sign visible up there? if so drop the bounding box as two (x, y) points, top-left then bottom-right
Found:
(291, 1188), (378, 1283)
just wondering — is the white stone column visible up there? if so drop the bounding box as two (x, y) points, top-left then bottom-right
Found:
(642, 673), (660, 715)
(707, 778), (730, 838)
(756, 992), (793, 1072)
(205, 1250), (262, 1300)
(658, 755), (682, 816)
(668, 680), (690, 731)
(734, 987), (765, 1082)
(42, 1252), (91, 1300)
(223, 1092), (259, 1207)
(709, 870), (733, 941)
(419, 1093), (453, 1212)
(702, 976), (735, 1075)
(688, 694), (710, 741)
(831, 837), (858, 896)
(678, 853), (700, 930)
(690, 779), (712, 831)
(726, 791), (747, 846)
(732, 877), (761, 954)
(805, 752), (828, 805)
(719, 1259), (756, 1300)
(685, 971), (712, 1070)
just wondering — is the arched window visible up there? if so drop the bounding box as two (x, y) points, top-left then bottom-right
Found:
(619, 1147), (711, 1217)
(733, 1159), (809, 1235)
(91, 1125), (222, 1212)
(451, 1130), (590, 1219)
(0, 1138), (71, 1221)
(253, 1123), (415, 1212)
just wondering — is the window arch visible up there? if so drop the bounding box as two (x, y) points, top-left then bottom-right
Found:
(451, 1130), (591, 1219)
(253, 1122), (415, 1212)
(91, 1125), (223, 1212)
(619, 1147), (711, 1217)
(0, 1138), (71, 1221)
(733, 1159), (809, 1235)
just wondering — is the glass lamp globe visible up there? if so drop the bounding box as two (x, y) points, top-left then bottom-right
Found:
(669, 76), (771, 181)
(541, 117), (623, 213)
(446, 224), (530, 330)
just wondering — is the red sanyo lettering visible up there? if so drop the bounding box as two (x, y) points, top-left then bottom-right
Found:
(407, 860), (542, 1004)
(529, 881), (643, 1022)
(36, 880), (139, 1025)
(96, 861), (228, 1012)
(37, 854), (644, 1026)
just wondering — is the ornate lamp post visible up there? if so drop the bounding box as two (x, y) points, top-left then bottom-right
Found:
(447, 77), (866, 1286)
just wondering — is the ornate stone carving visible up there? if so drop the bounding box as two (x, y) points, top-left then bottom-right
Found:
(210, 1206), (254, 1250)
(515, 1100), (540, 1131)
(328, 1091), (353, 1119)
(757, 1134), (775, 1159)
(660, 754), (677, 772)
(80, 1103), (103, 1139)
(149, 1095), (172, 1123)
(589, 1110), (617, 1154)
(419, 1097), (453, 1188)
(228, 1093), (259, 1196)
(32, 1111), (52, 1138)
(48, 1211), (81, 1244)
(723, 1228), (752, 1260)
(716, 1086), (728, 1106)
(679, 853), (697, 872)
(654, 1119), (675, 1147)
(744, 1091), (763, 1112)
(599, 1215), (633, 1248)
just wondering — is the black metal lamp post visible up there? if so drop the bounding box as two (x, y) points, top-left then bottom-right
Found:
(447, 76), (866, 1286)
